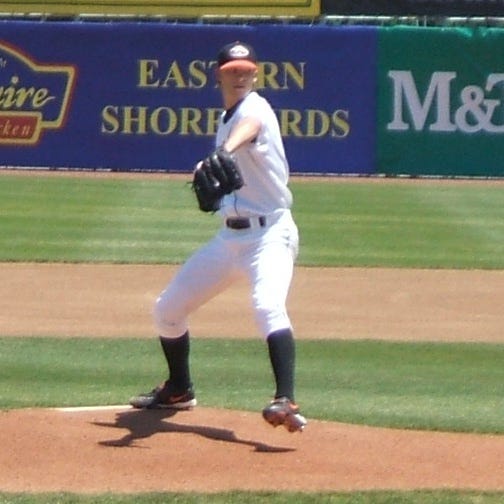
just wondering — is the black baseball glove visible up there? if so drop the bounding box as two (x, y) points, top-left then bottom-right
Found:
(192, 147), (244, 212)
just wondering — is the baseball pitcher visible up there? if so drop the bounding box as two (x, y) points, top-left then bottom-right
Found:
(129, 41), (306, 433)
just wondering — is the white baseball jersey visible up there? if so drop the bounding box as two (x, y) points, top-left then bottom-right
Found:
(154, 90), (298, 340)
(216, 91), (293, 218)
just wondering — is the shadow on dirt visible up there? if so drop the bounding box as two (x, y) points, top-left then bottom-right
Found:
(93, 408), (295, 453)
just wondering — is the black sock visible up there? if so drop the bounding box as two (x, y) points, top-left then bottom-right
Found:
(159, 331), (191, 390)
(267, 328), (295, 402)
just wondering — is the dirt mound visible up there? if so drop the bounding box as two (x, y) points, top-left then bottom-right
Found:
(1, 262), (503, 493)
(1, 406), (503, 493)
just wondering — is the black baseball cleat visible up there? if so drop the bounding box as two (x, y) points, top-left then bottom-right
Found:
(262, 397), (307, 432)
(129, 380), (197, 409)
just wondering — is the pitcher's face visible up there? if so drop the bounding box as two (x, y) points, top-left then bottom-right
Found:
(218, 67), (257, 105)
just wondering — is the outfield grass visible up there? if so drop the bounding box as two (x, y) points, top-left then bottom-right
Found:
(293, 179), (504, 268)
(0, 174), (503, 268)
(0, 174), (208, 264)
(0, 172), (502, 503)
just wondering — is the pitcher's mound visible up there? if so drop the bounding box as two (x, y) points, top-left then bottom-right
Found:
(0, 407), (503, 493)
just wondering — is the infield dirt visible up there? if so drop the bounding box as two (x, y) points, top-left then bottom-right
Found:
(0, 262), (503, 493)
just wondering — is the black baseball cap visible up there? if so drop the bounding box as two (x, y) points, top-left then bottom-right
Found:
(217, 41), (258, 71)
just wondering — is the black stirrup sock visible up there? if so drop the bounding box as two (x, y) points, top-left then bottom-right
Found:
(267, 328), (295, 402)
(159, 331), (191, 390)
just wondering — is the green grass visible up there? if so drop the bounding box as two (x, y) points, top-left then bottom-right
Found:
(1, 337), (502, 434)
(293, 180), (504, 268)
(0, 490), (503, 504)
(0, 174), (214, 263)
(0, 174), (503, 268)
(1, 172), (503, 503)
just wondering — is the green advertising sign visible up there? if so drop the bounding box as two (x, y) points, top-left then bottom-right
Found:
(378, 26), (504, 177)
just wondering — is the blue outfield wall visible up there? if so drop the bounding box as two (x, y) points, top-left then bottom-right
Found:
(4, 21), (503, 177)
(0, 22), (377, 175)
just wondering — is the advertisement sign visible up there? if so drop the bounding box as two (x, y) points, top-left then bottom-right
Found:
(0, 21), (377, 174)
(0, 0), (320, 16)
(377, 26), (504, 177)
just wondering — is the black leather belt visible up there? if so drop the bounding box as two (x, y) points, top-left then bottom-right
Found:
(226, 216), (266, 230)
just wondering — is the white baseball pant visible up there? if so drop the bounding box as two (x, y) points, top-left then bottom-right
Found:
(153, 209), (298, 339)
